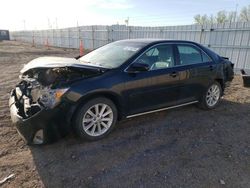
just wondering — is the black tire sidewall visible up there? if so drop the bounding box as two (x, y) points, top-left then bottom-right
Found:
(74, 97), (117, 141)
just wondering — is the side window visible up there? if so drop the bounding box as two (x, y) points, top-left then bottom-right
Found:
(201, 51), (212, 63)
(145, 48), (159, 56)
(136, 44), (175, 71)
(177, 45), (203, 65)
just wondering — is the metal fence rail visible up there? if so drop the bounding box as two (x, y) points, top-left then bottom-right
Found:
(10, 22), (250, 71)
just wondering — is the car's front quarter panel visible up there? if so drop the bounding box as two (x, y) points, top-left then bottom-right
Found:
(64, 69), (127, 115)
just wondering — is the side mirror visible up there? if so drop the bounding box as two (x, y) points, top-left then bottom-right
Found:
(127, 62), (150, 73)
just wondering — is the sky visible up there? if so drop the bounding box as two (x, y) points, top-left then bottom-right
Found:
(0, 0), (249, 31)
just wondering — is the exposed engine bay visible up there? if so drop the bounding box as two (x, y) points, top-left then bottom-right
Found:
(13, 66), (103, 119)
(21, 66), (101, 87)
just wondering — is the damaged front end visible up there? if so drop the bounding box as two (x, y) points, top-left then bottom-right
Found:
(9, 58), (104, 145)
(17, 66), (88, 114)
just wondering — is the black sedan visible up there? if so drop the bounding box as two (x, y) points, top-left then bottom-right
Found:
(9, 39), (234, 144)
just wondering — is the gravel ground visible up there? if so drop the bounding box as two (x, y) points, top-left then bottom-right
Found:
(0, 40), (250, 188)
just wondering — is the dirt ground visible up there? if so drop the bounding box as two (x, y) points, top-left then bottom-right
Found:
(0, 40), (249, 188)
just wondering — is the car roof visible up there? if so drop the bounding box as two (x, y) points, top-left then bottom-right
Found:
(117, 38), (198, 45)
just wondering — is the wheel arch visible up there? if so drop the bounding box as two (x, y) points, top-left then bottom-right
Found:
(70, 91), (125, 124)
(214, 78), (225, 93)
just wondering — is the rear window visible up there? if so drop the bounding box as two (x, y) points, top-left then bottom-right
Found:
(177, 44), (212, 65)
(177, 45), (202, 65)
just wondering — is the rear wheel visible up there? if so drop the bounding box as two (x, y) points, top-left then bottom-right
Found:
(74, 97), (117, 141)
(198, 81), (222, 110)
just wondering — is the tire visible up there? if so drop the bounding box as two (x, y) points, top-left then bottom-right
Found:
(198, 81), (222, 110)
(73, 97), (117, 141)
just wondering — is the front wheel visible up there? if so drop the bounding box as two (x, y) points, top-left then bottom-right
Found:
(198, 81), (222, 110)
(74, 97), (117, 141)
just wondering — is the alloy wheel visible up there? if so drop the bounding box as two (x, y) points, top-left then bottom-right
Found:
(82, 103), (114, 137)
(206, 84), (220, 107)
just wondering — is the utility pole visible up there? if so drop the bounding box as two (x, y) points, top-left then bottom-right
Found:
(55, 18), (58, 29)
(47, 18), (51, 29)
(125, 17), (129, 26)
(234, 3), (239, 22)
(125, 17), (130, 39)
(23, 20), (26, 30)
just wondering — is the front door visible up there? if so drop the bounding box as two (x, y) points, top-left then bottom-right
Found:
(123, 44), (181, 115)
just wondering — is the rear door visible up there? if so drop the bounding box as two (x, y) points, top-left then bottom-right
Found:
(174, 43), (216, 102)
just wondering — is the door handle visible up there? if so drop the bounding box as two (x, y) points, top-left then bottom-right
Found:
(170, 72), (178, 77)
(209, 65), (214, 71)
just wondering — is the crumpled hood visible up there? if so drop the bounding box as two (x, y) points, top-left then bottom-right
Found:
(20, 56), (96, 73)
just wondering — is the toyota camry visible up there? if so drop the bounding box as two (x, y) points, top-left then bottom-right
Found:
(9, 39), (234, 144)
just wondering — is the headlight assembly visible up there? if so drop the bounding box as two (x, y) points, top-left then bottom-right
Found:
(39, 88), (69, 108)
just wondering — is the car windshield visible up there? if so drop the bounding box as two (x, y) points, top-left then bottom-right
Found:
(79, 41), (145, 68)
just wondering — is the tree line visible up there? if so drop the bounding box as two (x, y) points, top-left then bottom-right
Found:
(194, 5), (250, 25)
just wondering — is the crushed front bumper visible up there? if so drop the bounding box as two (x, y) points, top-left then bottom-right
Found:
(9, 89), (74, 145)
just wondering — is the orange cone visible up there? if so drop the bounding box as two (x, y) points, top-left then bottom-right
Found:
(79, 39), (84, 56)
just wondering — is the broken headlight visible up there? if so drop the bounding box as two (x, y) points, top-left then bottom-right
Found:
(39, 88), (69, 108)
